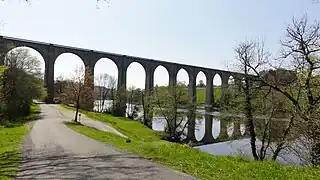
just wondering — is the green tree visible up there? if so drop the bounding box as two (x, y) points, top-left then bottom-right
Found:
(233, 16), (320, 165)
(197, 80), (205, 88)
(153, 82), (196, 142)
(141, 91), (153, 128)
(0, 47), (46, 123)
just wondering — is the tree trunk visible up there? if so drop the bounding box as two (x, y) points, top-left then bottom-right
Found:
(74, 94), (80, 122)
(142, 93), (147, 125)
(311, 141), (320, 166)
(310, 122), (320, 166)
(243, 67), (259, 161)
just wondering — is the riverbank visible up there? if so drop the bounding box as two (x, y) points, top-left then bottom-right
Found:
(0, 104), (40, 180)
(61, 104), (319, 180)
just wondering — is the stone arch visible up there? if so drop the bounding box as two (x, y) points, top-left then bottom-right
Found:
(1, 41), (47, 59)
(53, 48), (87, 65)
(54, 52), (85, 80)
(213, 73), (222, 102)
(93, 57), (118, 112)
(94, 57), (118, 86)
(176, 68), (189, 86)
(126, 61), (146, 89)
(92, 54), (120, 70)
(153, 65), (169, 87)
(195, 70), (207, 104)
(154, 63), (171, 75)
(4, 46), (45, 78)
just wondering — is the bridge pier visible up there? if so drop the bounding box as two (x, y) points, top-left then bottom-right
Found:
(219, 119), (229, 139)
(201, 114), (215, 143)
(143, 65), (155, 126)
(145, 66), (154, 94)
(233, 120), (242, 138)
(43, 45), (55, 104)
(205, 73), (214, 111)
(220, 74), (229, 104)
(169, 68), (177, 86)
(187, 72), (197, 141)
(114, 57), (127, 117)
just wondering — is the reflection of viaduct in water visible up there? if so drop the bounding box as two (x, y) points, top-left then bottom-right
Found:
(0, 36), (249, 142)
(198, 115), (250, 145)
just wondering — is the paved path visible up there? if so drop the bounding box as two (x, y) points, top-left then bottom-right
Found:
(56, 105), (127, 138)
(16, 104), (195, 180)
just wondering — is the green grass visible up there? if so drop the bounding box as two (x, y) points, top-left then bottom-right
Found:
(0, 104), (40, 180)
(62, 105), (320, 180)
(196, 87), (221, 104)
(153, 86), (221, 104)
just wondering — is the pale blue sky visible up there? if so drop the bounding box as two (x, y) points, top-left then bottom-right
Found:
(0, 0), (318, 88)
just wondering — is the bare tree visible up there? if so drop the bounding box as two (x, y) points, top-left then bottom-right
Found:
(233, 16), (320, 165)
(275, 16), (320, 165)
(95, 73), (116, 113)
(153, 83), (196, 142)
(60, 66), (93, 122)
(233, 40), (267, 160)
(126, 85), (139, 119)
(5, 48), (43, 78)
(232, 39), (297, 161)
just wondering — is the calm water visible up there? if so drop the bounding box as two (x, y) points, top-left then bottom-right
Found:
(95, 100), (247, 140)
(94, 100), (305, 166)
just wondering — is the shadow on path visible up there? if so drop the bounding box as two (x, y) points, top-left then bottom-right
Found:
(2, 150), (159, 179)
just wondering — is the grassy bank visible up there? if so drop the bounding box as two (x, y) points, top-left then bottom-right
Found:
(196, 87), (221, 104)
(0, 104), (40, 180)
(62, 105), (319, 180)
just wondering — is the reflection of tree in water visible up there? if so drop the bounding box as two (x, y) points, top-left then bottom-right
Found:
(195, 114), (204, 131)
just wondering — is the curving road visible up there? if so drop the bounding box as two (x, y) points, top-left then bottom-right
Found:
(16, 104), (195, 180)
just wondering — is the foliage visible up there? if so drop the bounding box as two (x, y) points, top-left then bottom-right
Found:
(126, 86), (141, 119)
(0, 47), (46, 123)
(94, 73), (117, 113)
(64, 107), (320, 180)
(4, 48), (43, 78)
(230, 16), (320, 165)
(0, 104), (40, 180)
(4, 68), (45, 119)
(153, 83), (196, 142)
(112, 85), (127, 117)
(58, 66), (94, 122)
(141, 91), (153, 128)
(230, 39), (297, 161)
(257, 16), (320, 165)
(196, 80), (205, 88)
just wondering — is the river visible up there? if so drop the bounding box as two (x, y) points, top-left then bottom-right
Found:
(94, 100), (306, 166)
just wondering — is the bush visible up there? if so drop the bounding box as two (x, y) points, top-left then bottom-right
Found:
(0, 66), (45, 124)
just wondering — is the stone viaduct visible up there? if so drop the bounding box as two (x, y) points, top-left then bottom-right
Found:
(0, 36), (244, 107)
(0, 36), (246, 142)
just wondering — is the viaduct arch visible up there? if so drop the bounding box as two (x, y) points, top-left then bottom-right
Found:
(0, 36), (245, 110)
